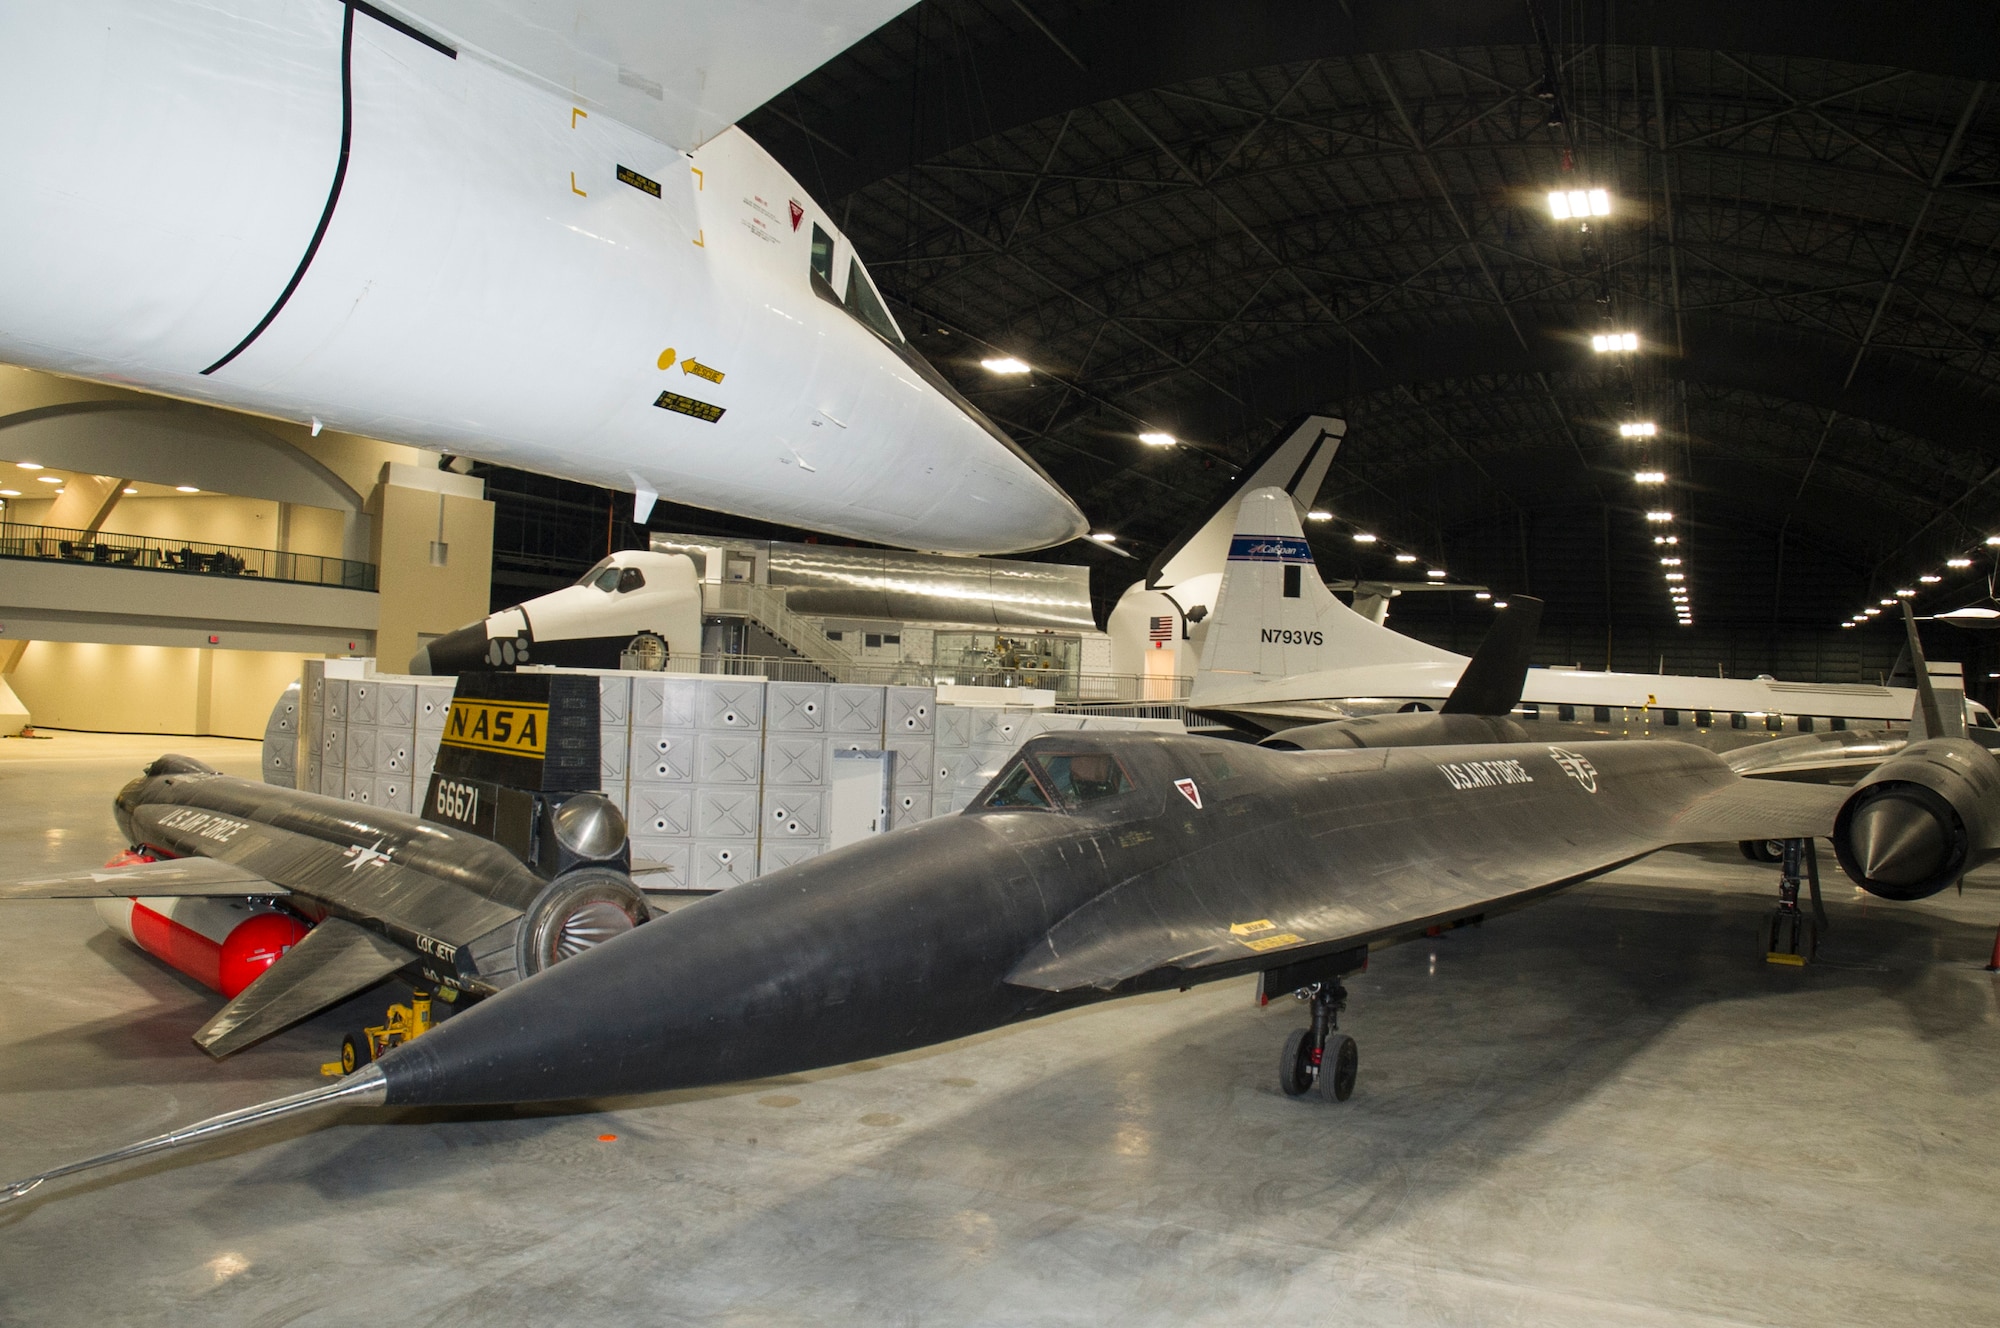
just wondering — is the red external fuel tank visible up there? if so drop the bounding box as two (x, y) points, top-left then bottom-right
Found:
(93, 854), (310, 998)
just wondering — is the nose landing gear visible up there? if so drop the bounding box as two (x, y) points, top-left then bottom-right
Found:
(1278, 980), (1357, 1102)
(1263, 945), (1369, 1104)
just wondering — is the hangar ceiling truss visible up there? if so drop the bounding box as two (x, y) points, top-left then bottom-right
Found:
(744, 0), (2000, 630)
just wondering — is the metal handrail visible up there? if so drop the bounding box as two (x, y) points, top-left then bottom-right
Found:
(0, 520), (377, 591)
(649, 652), (1191, 700)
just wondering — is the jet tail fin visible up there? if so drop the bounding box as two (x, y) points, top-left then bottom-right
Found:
(192, 917), (415, 1058)
(1901, 601), (1966, 740)
(1192, 487), (1460, 694)
(1146, 416), (1344, 589)
(1440, 597), (1543, 716)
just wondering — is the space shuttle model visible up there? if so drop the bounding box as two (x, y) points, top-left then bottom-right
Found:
(0, 0), (1085, 555)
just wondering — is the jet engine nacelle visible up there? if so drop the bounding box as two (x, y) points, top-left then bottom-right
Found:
(1831, 740), (2000, 900)
(1261, 712), (1529, 751)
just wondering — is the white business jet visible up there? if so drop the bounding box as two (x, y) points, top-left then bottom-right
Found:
(0, 0), (1086, 554)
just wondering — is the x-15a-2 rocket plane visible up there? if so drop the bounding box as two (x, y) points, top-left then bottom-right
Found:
(0, 673), (652, 1060)
(8, 618), (1998, 1204)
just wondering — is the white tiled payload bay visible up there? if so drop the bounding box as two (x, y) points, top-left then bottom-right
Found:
(275, 663), (1179, 892)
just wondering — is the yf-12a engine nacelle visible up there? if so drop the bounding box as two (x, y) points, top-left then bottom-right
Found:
(1832, 740), (2000, 900)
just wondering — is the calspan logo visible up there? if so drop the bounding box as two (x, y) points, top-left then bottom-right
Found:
(1226, 535), (1312, 563)
(1547, 746), (1599, 793)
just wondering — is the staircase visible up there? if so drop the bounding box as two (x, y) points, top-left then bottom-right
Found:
(709, 581), (860, 682)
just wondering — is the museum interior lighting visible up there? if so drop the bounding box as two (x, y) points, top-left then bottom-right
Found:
(1634, 470), (1665, 483)
(1645, 510), (1672, 522)
(1653, 535), (1677, 545)
(1475, 592), (1491, 600)
(1426, 568), (1446, 579)
(1352, 532), (1377, 543)
(36, 474), (60, 484)
(0, 489), (17, 497)
(1492, 600), (1508, 608)
(1306, 509), (1333, 521)
(1088, 532), (1116, 542)
(1660, 557), (1681, 565)
(15, 461), (41, 469)
(1547, 188), (1611, 219)
(1665, 572), (1684, 581)
(1591, 332), (1640, 352)
(979, 356), (1030, 374)
(175, 484), (200, 493)
(1138, 431), (1175, 447)
(1618, 421), (1657, 438)
(1865, 607), (1881, 615)
(1895, 588), (1914, 597)
(1948, 557), (1973, 567)
(1921, 574), (1941, 583)
(1987, 535), (2000, 546)
(1394, 552), (1417, 563)
(121, 486), (137, 494)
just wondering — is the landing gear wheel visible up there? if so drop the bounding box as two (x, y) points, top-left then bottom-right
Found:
(1319, 1034), (1358, 1103)
(1279, 1028), (1317, 1097)
(1749, 839), (1786, 864)
(340, 1031), (370, 1074)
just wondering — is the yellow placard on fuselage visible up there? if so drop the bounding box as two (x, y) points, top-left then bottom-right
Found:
(442, 700), (548, 757)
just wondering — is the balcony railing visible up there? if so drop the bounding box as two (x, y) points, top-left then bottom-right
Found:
(0, 521), (377, 591)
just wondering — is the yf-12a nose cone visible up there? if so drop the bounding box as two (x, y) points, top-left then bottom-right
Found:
(1849, 794), (1948, 887)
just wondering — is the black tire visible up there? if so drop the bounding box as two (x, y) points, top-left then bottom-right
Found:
(340, 1032), (370, 1074)
(1739, 840), (1759, 862)
(1278, 1028), (1316, 1097)
(1756, 839), (1786, 864)
(1319, 1034), (1358, 1103)
(624, 630), (669, 671)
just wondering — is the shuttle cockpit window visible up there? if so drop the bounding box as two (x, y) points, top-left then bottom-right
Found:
(576, 557), (616, 588)
(844, 258), (905, 344)
(617, 567), (645, 593)
(810, 224), (835, 288)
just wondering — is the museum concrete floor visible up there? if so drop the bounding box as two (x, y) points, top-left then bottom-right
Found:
(2, 731), (1997, 1327)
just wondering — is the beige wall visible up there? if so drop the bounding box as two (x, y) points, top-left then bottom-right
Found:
(371, 470), (493, 673)
(9, 642), (307, 738)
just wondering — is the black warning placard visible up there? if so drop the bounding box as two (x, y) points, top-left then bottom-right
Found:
(654, 391), (725, 423)
(616, 164), (661, 197)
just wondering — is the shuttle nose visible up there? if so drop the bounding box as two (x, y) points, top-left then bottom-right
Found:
(414, 622), (493, 676)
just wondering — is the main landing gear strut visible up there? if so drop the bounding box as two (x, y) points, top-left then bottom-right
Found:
(1264, 945), (1368, 1103)
(1764, 837), (1827, 966)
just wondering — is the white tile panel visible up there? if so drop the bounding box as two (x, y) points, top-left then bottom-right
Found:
(888, 687), (935, 735)
(761, 788), (825, 839)
(827, 685), (884, 736)
(766, 682), (827, 733)
(630, 785), (695, 838)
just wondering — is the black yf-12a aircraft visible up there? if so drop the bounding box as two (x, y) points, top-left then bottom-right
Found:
(8, 604), (1996, 1205)
(0, 674), (651, 1059)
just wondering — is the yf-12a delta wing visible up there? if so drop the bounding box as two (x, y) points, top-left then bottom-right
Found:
(0, 673), (649, 1059)
(11, 624), (1998, 1204)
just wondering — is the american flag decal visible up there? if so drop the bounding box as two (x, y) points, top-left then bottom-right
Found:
(1149, 615), (1173, 647)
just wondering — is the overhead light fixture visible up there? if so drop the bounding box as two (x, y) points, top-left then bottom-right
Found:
(1088, 532), (1116, 542)
(1547, 189), (1611, 220)
(1921, 575), (1942, 584)
(36, 474), (62, 484)
(1493, 601), (1509, 609)
(1618, 421), (1658, 438)
(1894, 588), (1915, 597)
(1306, 510), (1334, 522)
(1475, 592), (1492, 601)
(1948, 557), (1973, 568)
(1879, 598), (1895, 606)
(1665, 572), (1685, 581)
(1645, 510), (1672, 522)
(1660, 557), (1682, 566)
(1864, 607), (1881, 616)
(1426, 569), (1447, 580)
(1986, 536), (2000, 546)
(1591, 332), (1640, 353)
(15, 461), (41, 470)
(1394, 552), (1417, 563)
(0, 489), (17, 497)
(1352, 533), (1377, 544)
(1841, 622), (1856, 629)
(122, 486), (138, 495)
(1653, 535), (1678, 545)
(1634, 470), (1666, 484)
(1138, 431), (1175, 447)
(980, 357), (1031, 375)
(176, 485), (200, 493)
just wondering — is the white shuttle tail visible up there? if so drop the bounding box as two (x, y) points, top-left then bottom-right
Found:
(1194, 488), (1462, 694)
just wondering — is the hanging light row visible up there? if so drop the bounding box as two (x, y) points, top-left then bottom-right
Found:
(1842, 544), (1991, 628)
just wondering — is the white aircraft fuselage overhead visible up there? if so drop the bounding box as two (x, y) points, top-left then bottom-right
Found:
(1193, 489), (1996, 746)
(0, 0), (1087, 555)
